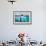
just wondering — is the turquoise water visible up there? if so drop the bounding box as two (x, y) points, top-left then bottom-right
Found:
(15, 15), (32, 22)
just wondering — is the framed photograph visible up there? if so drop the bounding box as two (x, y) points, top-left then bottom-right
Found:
(13, 11), (32, 25)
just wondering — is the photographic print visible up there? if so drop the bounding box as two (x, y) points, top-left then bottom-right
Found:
(13, 11), (32, 25)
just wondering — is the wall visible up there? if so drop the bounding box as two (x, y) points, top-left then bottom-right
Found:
(0, 0), (46, 41)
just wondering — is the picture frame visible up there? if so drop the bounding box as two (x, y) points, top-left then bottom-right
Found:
(13, 11), (32, 25)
